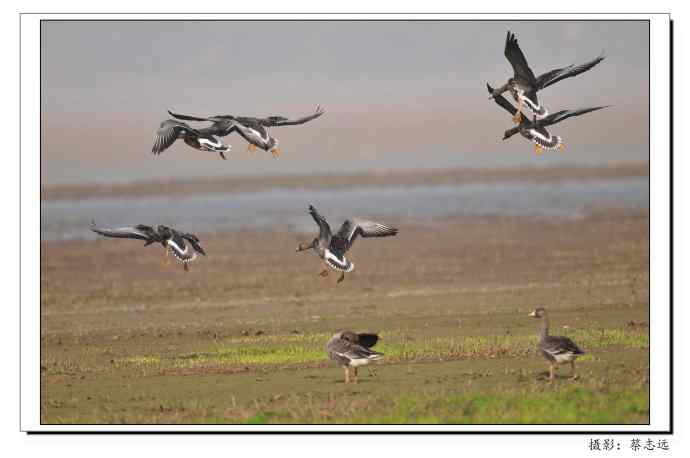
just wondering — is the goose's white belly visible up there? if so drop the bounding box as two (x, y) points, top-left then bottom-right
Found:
(236, 124), (271, 146)
(552, 352), (579, 364)
(349, 358), (372, 367)
(323, 249), (354, 272)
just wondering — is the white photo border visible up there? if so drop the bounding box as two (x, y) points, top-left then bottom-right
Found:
(21, 12), (670, 433)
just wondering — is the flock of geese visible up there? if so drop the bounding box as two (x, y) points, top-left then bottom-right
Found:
(152, 106), (326, 159)
(488, 31), (607, 153)
(90, 31), (597, 384)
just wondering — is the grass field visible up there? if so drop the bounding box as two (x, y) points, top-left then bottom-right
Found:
(40, 210), (649, 425)
(41, 310), (648, 424)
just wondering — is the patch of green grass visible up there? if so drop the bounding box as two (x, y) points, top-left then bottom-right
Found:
(364, 387), (650, 424)
(126, 355), (162, 366)
(245, 412), (271, 424)
(256, 385), (649, 425)
(115, 327), (647, 372)
(178, 345), (324, 366)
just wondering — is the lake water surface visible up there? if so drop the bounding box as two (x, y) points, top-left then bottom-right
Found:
(41, 177), (648, 241)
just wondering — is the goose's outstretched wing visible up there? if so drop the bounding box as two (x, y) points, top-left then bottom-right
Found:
(504, 31), (537, 84)
(91, 222), (158, 243)
(308, 205), (332, 243)
(152, 120), (195, 155)
(167, 110), (218, 122)
(536, 53), (605, 90)
(261, 106), (325, 127)
(167, 110), (236, 137)
(540, 106), (610, 126)
(330, 219), (398, 256)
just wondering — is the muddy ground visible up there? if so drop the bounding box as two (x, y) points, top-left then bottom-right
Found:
(40, 211), (649, 424)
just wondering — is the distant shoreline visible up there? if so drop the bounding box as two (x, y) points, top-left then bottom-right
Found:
(41, 162), (649, 201)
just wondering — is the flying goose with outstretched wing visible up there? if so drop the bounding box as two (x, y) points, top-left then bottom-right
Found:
(90, 222), (206, 271)
(488, 83), (609, 154)
(296, 205), (398, 283)
(167, 106), (325, 158)
(488, 31), (605, 124)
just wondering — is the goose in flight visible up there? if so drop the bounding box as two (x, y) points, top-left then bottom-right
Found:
(296, 205), (398, 283)
(326, 331), (383, 384)
(90, 222), (206, 271)
(487, 83), (608, 154)
(489, 31), (605, 123)
(152, 119), (231, 159)
(167, 106), (325, 158)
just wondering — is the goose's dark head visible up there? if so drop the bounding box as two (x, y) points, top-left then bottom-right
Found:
(503, 125), (521, 140)
(488, 80), (513, 100)
(185, 233), (206, 256)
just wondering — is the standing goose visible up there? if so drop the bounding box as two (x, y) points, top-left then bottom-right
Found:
(489, 31), (605, 123)
(529, 307), (585, 383)
(296, 205), (398, 283)
(326, 331), (383, 384)
(152, 119), (231, 160)
(167, 106), (325, 158)
(487, 83), (608, 154)
(90, 222), (206, 271)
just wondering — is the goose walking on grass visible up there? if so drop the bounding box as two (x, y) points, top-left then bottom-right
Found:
(326, 331), (383, 384)
(529, 307), (585, 383)
(152, 119), (231, 160)
(296, 205), (398, 284)
(90, 222), (206, 271)
(167, 106), (325, 158)
(488, 31), (605, 124)
(487, 83), (608, 154)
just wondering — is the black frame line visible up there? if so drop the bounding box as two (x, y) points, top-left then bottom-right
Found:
(25, 14), (670, 434)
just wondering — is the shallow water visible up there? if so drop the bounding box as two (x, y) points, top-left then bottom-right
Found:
(41, 177), (648, 241)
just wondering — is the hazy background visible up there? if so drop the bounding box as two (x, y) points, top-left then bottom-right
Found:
(41, 20), (649, 186)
